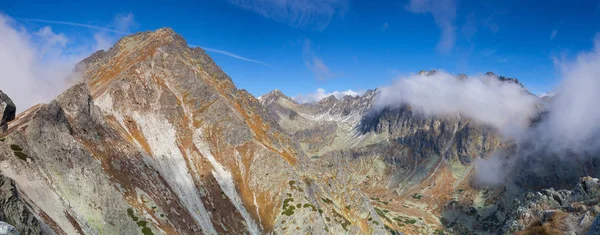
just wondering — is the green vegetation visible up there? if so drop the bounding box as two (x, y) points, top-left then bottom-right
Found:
(281, 205), (296, 216)
(281, 197), (296, 216)
(321, 198), (333, 204)
(303, 203), (317, 212)
(371, 197), (389, 205)
(9, 144), (22, 151)
(405, 219), (417, 224)
(9, 144), (28, 161)
(0, 138), (5, 142)
(127, 208), (154, 235)
(288, 180), (303, 192)
(318, 208), (323, 214)
(374, 208), (392, 223)
(127, 208), (139, 221)
(137, 221), (148, 227)
(345, 205), (351, 210)
(411, 193), (422, 200)
(141, 227), (154, 235)
(435, 229), (446, 235)
(332, 210), (351, 231)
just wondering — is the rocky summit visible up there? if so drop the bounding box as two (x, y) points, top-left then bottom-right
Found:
(0, 28), (598, 235)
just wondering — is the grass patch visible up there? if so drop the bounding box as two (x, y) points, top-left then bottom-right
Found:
(435, 229), (445, 235)
(303, 203), (317, 212)
(405, 219), (417, 224)
(321, 198), (333, 204)
(141, 227), (154, 235)
(375, 208), (392, 223)
(332, 210), (351, 231)
(9, 144), (22, 151)
(281, 205), (296, 216)
(127, 208), (153, 235)
(411, 193), (422, 200)
(9, 144), (28, 161)
(127, 208), (139, 221)
(14, 151), (28, 161)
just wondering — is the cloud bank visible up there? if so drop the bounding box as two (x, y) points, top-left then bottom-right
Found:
(0, 13), (135, 112)
(229, 0), (348, 31)
(373, 50), (600, 186)
(375, 71), (539, 137)
(294, 88), (362, 103)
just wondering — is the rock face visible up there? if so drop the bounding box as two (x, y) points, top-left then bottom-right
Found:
(0, 175), (41, 235)
(0, 92), (16, 134)
(0, 221), (19, 235)
(0, 28), (386, 234)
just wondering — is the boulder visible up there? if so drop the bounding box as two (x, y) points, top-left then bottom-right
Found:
(0, 91), (16, 134)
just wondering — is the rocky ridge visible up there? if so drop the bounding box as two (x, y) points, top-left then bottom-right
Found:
(0, 28), (386, 234)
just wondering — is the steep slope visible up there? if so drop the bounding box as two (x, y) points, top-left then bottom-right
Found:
(0, 28), (386, 234)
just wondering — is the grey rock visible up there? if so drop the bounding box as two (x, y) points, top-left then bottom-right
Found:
(0, 221), (19, 235)
(0, 92), (15, 134)
(0, 175), (41, 235)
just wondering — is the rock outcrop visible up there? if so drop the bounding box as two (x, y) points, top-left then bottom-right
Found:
(0, 92), (15, 134)
(0, 174), (42, 235)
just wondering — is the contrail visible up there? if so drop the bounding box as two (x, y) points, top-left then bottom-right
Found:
(22, 18), (129, 35)
(194, 46), (270, 66)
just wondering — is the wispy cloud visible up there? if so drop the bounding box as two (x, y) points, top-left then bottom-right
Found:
(228, 0), (348, 31)
(199, 46), (270, 66)
(294, 88), (362, 103)
(302, 39), (333, 80)
(22, 18), (130, 35)
(550, 29), (558, 40)
(0, 13), (135, 111)
(406, 0), (457, 53)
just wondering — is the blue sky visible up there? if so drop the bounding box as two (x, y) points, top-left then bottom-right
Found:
(2, 0), (600, 102)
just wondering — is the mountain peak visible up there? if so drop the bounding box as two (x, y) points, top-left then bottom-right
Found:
(259, 89), (294, 106)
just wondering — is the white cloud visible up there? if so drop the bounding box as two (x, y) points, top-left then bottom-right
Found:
(550, 29), (558, 40)
(374, 71), (539, 137)
(541, 33), (600, 152)
(0, 13), (136, 112)
(229, 0), (348, 31)
(200, 47), (270, 66)
(470, 34), (600, 186)
(302, 39), (333, 80)
(407, 0), (457, 53)
(294, 88), (362, 103)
